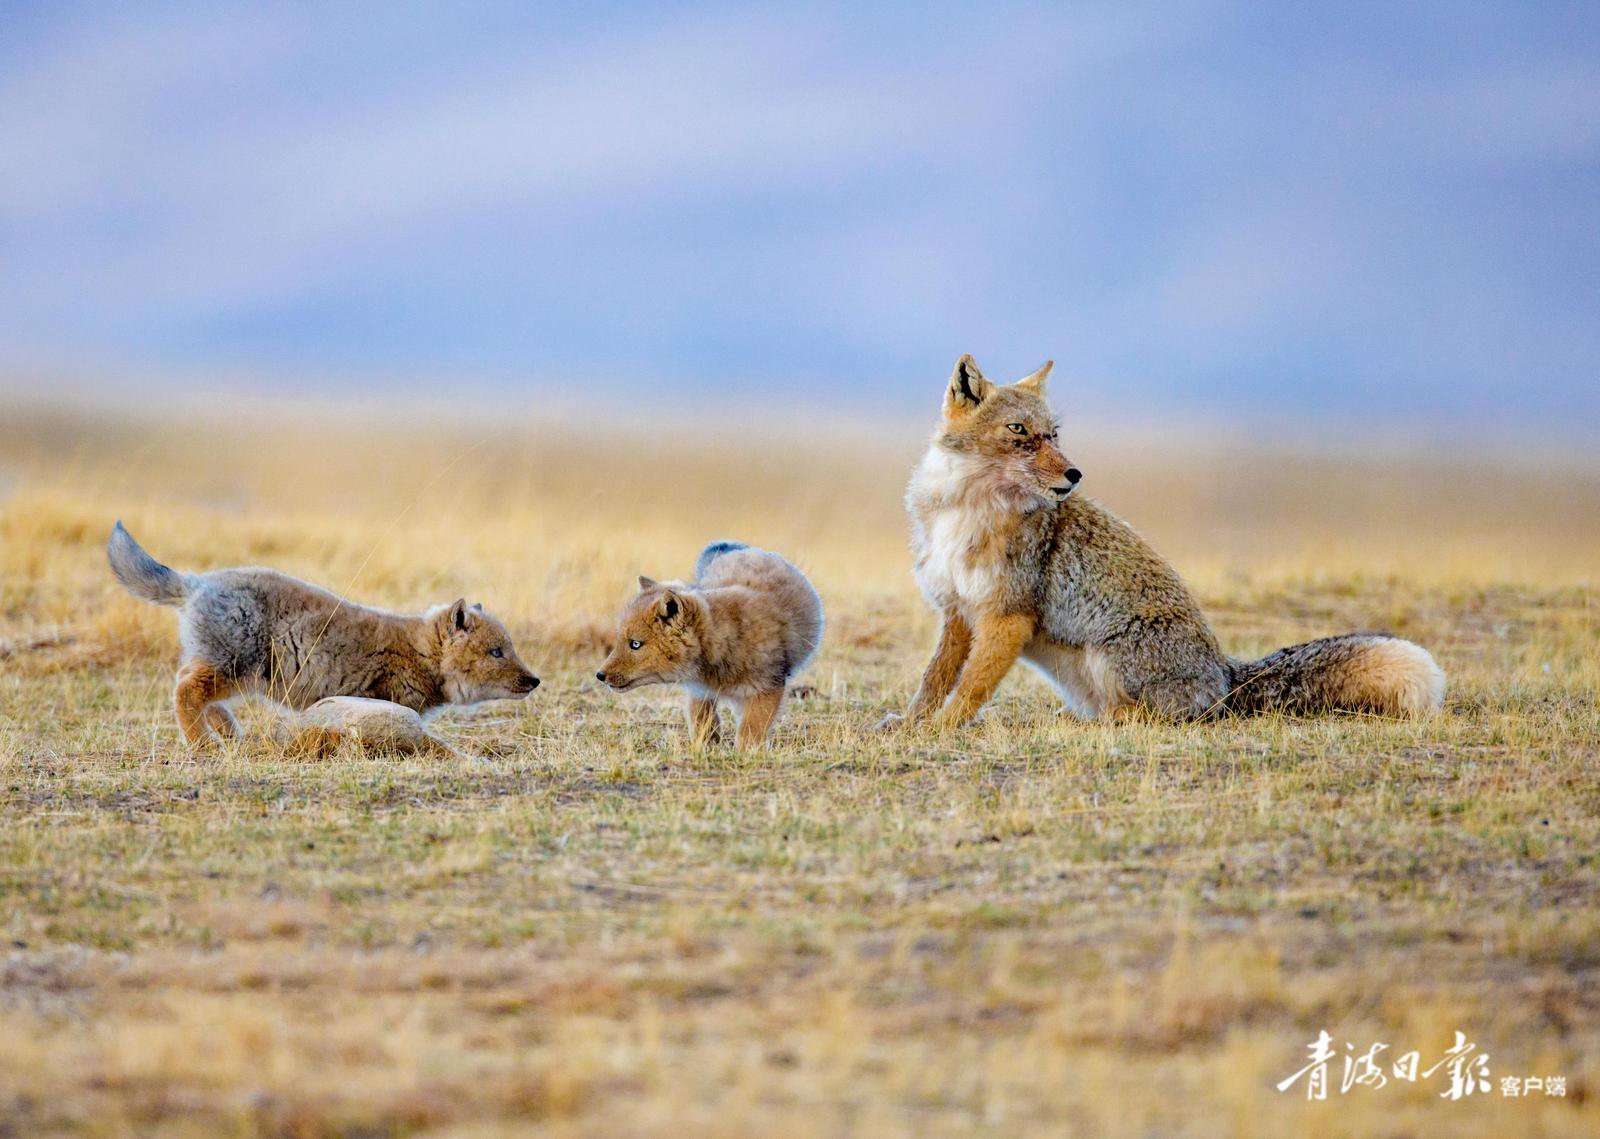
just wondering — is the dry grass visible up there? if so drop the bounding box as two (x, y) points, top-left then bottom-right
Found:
(1, 398), (1598, 1137)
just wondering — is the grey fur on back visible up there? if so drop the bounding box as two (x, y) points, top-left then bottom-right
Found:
(695, 540), (749, 582)
(107, 521), (190, 605)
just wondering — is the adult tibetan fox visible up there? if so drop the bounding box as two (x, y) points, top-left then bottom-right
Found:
(889, 356), (1445, 729)
(107, 522), (539, 746)
(596, 541), (823, 748)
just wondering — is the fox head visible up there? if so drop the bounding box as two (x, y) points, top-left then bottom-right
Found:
(930, 355), (1080, 509)
(595, 578), (703, 691)
(433, 599), (540, 704)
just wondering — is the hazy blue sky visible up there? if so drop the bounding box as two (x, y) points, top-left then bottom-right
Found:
(2, 2), (1596, 430)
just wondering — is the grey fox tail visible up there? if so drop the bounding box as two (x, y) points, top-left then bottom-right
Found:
(1227, 633), (1444, 717)
(695, 540), (749, 581)
(107, 521), (190, 606)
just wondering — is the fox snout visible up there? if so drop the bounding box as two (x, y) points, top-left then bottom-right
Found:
(515, 672), (540, 693)
(1053, 466), (1083, 497)
(1035, 441), (1081, 497)
(596, 638), (646, 689)
(596, 654), (647, 690)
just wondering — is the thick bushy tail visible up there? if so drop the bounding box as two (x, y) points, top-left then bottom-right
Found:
(695, 539), (749, 581)
(107, 521), (190, 605)
(1227, 633), (1444, 718)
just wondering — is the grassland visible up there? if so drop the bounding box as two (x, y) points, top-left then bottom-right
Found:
(1, 398), (1598, 1137)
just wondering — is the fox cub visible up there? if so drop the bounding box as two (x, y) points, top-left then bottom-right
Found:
(596, 541), (823, 748)
(892, 356), (1445, 728)
(107, 521), (539, 746)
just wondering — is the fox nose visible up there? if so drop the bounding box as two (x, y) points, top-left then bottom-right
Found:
(1066, 468), (1082, 485)
(523, 674), (540, 691)
(595, 670), (606, 682)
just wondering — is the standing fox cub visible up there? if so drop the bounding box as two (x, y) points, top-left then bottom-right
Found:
(596, 541), (823, 748)
(107, 522), (539, 746)
(892, 356), (1445, 729)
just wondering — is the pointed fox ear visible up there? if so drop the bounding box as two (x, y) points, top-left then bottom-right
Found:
(447, 598), (471, 633)
(637, 575), (658, 592)
(944, 355), (993, 418)
(1015, 360), (1053, 394)
(656, 589), (681, 623)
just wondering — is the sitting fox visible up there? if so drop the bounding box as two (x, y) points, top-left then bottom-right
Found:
(596, 541), (823, 748)
(107, 522), (539, 746)
(890, 356), (1445, 729)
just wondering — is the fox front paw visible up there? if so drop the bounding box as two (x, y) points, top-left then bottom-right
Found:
(872, 711), (907, 734)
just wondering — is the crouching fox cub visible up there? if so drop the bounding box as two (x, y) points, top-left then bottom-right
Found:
(596, 541), (823, 748)
(107, 521), (539, 746)
(892, 356), (1445, 729)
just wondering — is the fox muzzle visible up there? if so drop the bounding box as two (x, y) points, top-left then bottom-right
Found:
(1053, 466), (1082, 497)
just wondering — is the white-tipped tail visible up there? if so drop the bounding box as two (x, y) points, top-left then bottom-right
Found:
(1363, 637), (1447, 717)
(1229, 633), (1445, 718)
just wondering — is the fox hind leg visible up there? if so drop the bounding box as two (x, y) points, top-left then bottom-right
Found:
(736, 688), (785, 749)
(1136, 680), (1213, 721)
(1121, 643), (1233, 721)
(175, 659), (239, 747)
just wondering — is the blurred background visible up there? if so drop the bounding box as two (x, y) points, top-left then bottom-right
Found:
(1, 1), (1596, 444)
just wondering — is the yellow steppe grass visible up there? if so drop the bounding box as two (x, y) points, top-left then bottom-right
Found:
(1, 399), (1597, 1137)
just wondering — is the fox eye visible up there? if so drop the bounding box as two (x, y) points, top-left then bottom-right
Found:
(1006, 423), (1028, 435)
(629, 639), (643, 651)
(488, 646), (504, 658)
